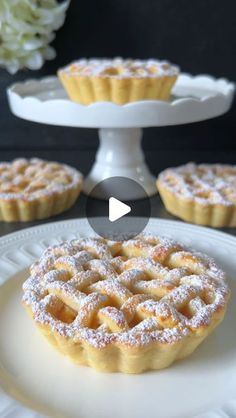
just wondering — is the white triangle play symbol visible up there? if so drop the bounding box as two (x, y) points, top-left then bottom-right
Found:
(109, 197), (131, 222)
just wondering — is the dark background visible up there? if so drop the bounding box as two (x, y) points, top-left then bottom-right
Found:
(0, 0), (235, 176)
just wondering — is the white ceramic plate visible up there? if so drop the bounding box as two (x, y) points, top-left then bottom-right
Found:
(0, 218), (236, 418)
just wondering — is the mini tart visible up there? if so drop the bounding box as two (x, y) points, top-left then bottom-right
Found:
(22, 235), (229, 374)
(0, 158), (83, 222)
(157, 163), (236, 227)
(58, 58), (179, 105)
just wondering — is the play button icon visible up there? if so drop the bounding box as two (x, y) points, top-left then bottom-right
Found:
(109, 197), (131, 222)
(86, 177), (151, 240)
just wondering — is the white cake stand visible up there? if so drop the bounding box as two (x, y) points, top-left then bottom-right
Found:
(7, 74), (234, 199)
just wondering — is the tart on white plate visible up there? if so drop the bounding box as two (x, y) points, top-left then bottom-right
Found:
(22, 234), (230, 373)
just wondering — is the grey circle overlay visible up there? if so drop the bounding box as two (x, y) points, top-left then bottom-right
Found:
(86, 177), (151, 240)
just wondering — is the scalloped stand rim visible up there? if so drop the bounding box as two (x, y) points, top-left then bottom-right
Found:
(7, 73), (235, 200)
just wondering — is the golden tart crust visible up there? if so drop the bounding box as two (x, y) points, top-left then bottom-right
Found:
(0, 158), (83, 222)
(157, 163), (236, 227)
(58, 58), (179, 105)
(22, 235), (229, 373)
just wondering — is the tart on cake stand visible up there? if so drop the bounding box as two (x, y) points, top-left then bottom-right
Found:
(7, 74), (234, 199)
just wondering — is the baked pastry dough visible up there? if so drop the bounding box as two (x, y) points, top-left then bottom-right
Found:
(22, 235), (229, 373)
(0, 158), (82, 222)
(157, 163), (236, 227)
(58, 58), (179, 105)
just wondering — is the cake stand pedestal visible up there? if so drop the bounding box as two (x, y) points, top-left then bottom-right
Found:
(7, 74), (234, 199)
(85, 127), (156, 196)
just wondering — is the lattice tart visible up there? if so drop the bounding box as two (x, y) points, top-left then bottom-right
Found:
(157, 163), (236, 227)
(58, 58), (179, 105)
(22, 235), (229, 373)
(0, 158), (83, 222)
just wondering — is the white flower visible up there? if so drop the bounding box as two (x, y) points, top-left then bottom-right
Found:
(0, 0), (70, 74)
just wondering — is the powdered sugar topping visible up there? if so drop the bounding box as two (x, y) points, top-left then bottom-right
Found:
(60, 57), (179, 79)
(158, 162), (236, 206)
(22, 235), (230, 349)
(0, 158), (83, 200)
